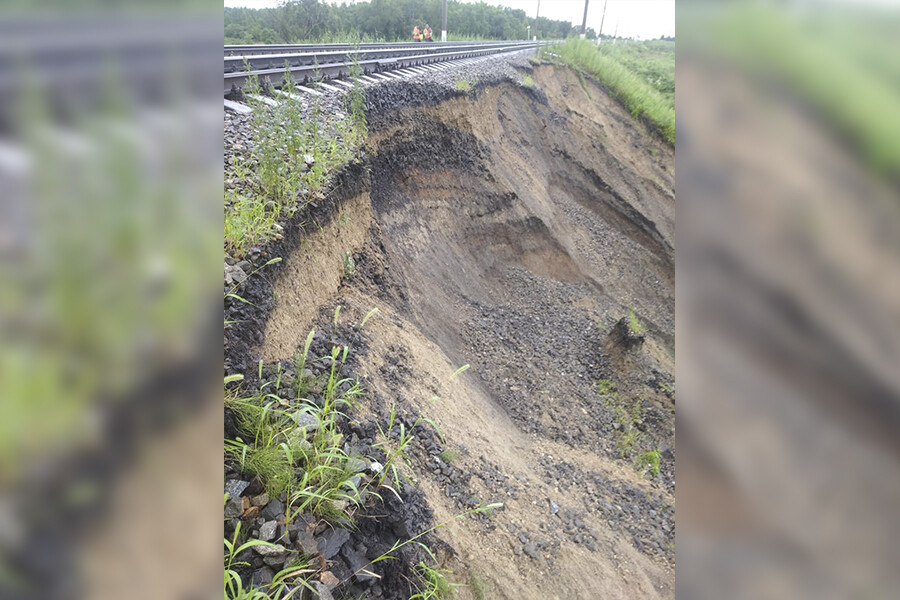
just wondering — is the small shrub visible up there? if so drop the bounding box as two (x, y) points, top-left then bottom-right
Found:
(522, 73), (534, 86)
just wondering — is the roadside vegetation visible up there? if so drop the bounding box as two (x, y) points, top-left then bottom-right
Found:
(544, 38), (675, 144)
(225, 58), (368, 259)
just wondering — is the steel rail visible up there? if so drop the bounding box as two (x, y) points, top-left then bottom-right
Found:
(225, 40), (536, 57)
(225, 41), (538, 73)
(224, 41), (548, 95)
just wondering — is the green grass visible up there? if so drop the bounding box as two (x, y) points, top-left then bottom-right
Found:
(225, 57), (368, 259)
(522, 73), (534, 87)
(225, 521), (317, 599)
(595, 378), (648, 460)
(545, 38), (674, 144)
(224, 191), (281, 259)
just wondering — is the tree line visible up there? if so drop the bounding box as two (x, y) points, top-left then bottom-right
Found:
(225, 0), (584, 44)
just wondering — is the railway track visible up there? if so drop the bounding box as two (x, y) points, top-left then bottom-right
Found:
(225, 40), (526, 56)
(224, 40), (548, 96)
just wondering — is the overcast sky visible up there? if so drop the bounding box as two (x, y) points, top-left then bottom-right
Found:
(224, 0), (675, 40)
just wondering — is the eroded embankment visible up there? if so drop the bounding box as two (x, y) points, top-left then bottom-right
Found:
(232, 63), (675, 600)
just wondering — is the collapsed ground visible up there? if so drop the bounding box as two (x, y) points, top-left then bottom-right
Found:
(225, 56), (674, 600)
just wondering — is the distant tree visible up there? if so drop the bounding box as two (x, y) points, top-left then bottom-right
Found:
(224, 0), (574, 43)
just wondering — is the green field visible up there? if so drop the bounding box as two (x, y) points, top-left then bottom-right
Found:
(547, 38), (675, 144)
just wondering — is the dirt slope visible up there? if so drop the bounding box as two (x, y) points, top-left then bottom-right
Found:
(260, 64), (675, 599)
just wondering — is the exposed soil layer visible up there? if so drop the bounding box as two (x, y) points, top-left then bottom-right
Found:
(226, 62), (674, 599)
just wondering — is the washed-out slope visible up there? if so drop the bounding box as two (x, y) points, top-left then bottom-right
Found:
(251, 63), (675, 599)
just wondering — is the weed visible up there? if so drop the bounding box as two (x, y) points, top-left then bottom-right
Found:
(628, 309), (646, 336)
(373, 364), (467, 493)
(225, 57), (369, 258)
(225, 321), (367, 513)
(468, 569), (492, 600)
(225, 192), (281, 258)
(522, 73), (535, 87)
(411, 562), (456, 599)
(438, 449), (460, 464)
(612, 398), (643, 459)
(359, 503), (503, 586)
(342, 250), (356, 278)
(225, 522), (294, 599)
(455, 77), (475, 92)
(576, 70), (592, 98)
(224, 257), (282, 310)
(615, 422), (639, 458)
(596, 379), (616, 397)
(635, 449), (661, 478)
(225, 313), (489, 597)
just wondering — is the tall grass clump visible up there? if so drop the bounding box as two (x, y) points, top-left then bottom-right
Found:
(225, 329), (367, 510)
(546, 38), (674, 144)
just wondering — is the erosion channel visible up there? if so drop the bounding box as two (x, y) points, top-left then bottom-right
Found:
(226, 63), (674, 600)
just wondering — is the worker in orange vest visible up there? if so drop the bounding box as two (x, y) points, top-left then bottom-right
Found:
(412, 25), (422, 42)
(424, 24), (433, 42)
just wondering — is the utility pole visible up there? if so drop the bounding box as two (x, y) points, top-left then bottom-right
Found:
(442, 0), (447, 42)
(598, 0), (607, 41)
(580, 0), (590, 39)
(534, 0), (540, 40)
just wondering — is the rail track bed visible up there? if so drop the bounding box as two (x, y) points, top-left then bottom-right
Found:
(223, 40), (547, 98)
